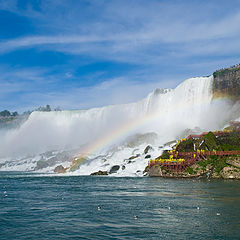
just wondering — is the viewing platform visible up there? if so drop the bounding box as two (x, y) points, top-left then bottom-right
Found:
(149, 150), (240, 172)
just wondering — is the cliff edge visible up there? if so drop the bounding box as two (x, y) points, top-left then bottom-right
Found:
(213, 64), (240, 101)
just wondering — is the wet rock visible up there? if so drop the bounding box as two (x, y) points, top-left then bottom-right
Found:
(145, 155), (151, 159)
(126, 160), (133, 164)
(220, 166), (240, 179)
(144, 145), (153, 154)
(90, 170), (108, 176)
(109, 165), (120, 174)
(35, 151), (72, 170)
(149, 165), (163, 177)
(129, 154), (140, 160)
(226, 159), (240, 168)
(69, 157), (86, 172)
(54, 165), (66, 173)
(143, 166), (149, 174)
(211, 171), (221, 179)
(35, 158), (49, 170)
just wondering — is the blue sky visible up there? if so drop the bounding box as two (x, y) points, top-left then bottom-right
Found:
(1, 0), (240, 112)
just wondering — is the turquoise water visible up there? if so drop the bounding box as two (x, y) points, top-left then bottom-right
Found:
(0, 172), (240, 240)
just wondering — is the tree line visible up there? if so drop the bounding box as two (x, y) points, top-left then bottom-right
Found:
(0, 105), (61, 117)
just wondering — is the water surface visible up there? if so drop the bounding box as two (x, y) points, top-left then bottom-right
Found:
(0, 172), (239, 239)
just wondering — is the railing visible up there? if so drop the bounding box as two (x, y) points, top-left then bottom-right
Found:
(149, 150), (240, 171)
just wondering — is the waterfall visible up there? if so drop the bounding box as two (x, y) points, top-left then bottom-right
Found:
(0, 75), (235, 174)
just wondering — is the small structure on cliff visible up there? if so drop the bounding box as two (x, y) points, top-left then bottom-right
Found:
(148, 129), (240, 179)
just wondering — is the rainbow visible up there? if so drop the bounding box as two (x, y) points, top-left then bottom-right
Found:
(68, 76), (228, 171)
(75, 96), (214, 160)
(80, 112), (158, 158)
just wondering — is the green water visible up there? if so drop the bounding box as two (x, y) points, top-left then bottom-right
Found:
(0, 172), (240, 239)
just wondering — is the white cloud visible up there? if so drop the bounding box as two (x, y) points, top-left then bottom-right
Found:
(0, 64), (179, 112)
(1, 1), (240, 64)
(18, 76), (175, 111)
(1, 0), (240, 112)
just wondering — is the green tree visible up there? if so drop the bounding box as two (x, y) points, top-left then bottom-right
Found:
(45, 104), (51, 112)
(12, 111), (19, 117)
(0, 110), (11, 117)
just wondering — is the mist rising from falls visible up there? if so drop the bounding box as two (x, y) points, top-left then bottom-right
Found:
(0, 75), (236, 173)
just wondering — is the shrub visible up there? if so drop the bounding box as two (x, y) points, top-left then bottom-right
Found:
(186, 167), (194, 174)
(160, 150), (170, 159)
(203, 132), (218, 150)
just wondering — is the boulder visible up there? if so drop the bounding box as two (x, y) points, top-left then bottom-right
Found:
(54, 165), (66, 173)
(149, 165), (163, 177)
(109, 165), (120, 174)
(145, 155), (151, 159)
(90, 170), (108, 176)
(128, 154), (140, 160)
(220, 166), (240, 179)
(144, 145), (153, 154)
(211, 171), (221, 179)
(226, 159), (240, 168)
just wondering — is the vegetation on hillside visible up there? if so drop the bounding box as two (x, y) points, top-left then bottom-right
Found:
(149, 128), (240, 179)
(176, 130), (240, 152)
(213, 64), (240, 78)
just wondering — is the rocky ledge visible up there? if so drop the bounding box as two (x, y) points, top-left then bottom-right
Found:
(149, 158), (240, 179)
(148, 129), (240, 180)
(90, 170), (108, 176)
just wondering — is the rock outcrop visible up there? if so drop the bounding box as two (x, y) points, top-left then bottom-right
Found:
(144, 145), (153, 154)
(220, 166), (240, 179)
(226, 158), (240, 168)
(149, 163), (213, 178)
(213, 65), (240, 101)
(128, 154), (140, 160)
(54, 165), (66, 173)
(109, 165), (120, 174)
(90, 170), (108, 176)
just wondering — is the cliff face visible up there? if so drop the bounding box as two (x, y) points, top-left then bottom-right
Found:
(213, 65), (240, 101)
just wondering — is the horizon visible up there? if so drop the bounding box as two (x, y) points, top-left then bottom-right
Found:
(1, 0), (240, 112)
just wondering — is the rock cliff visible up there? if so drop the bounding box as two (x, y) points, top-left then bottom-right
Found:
(213, 65), (240, 101)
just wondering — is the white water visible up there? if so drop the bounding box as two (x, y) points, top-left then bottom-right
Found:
(0, 75), (237, 175)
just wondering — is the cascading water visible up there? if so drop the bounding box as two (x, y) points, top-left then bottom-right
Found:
(0, 75), (236, 175)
